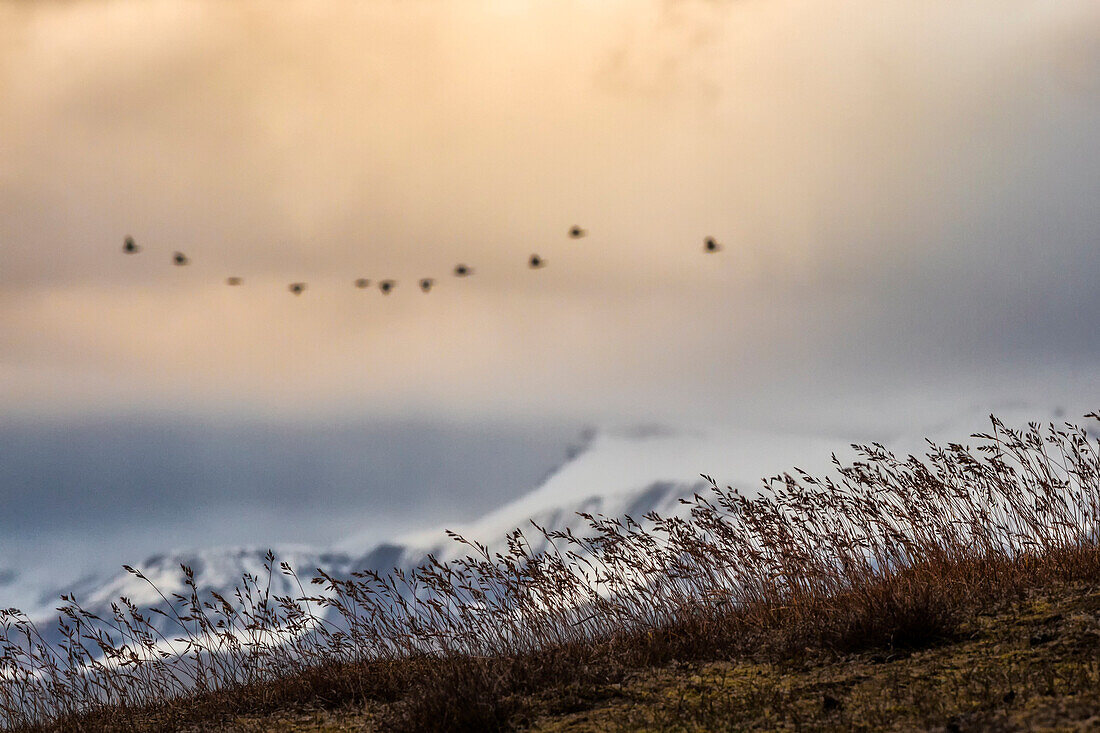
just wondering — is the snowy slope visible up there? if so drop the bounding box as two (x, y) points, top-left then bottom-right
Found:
(64, 546), (351, 611)
(340, 424), (848, 573)
(20, 547), (353, 649)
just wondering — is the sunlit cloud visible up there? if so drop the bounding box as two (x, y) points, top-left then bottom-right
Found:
(0, 0), (1098, 428)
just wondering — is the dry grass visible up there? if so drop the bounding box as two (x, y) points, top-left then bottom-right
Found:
(529, 581), (1100, 732)
(4, 413), (1100, 731)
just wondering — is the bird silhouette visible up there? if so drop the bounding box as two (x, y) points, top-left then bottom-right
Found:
(419, 278), (434, 292)
(122, 236), (140, 254)
(569, 225), (586, 239)
(172, 251), (190, 266)
(354, 278), (370, 289)
(529, 254), (546, 269)
(703, 237), (721, 253)
(288, 282), (306, 295)
(453, 264), (473, 277)
(379, 280), (396, 294)
(226, 277), (242, 286)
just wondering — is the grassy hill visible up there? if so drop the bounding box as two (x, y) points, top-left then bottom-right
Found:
(55, 571), (1100, 732)
(7, 415), (1100, 732)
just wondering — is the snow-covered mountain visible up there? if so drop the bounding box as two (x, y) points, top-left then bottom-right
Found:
(16, 423), (841, 632)
(340, 424), (847, 571)
(338, 403), (1077, 575)
(15, 406), (1074, 641)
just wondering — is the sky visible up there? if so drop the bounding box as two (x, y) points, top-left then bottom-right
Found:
(1, 0), (1099, 585)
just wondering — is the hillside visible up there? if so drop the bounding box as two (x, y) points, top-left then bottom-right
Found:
(211, 581), (1100, 732)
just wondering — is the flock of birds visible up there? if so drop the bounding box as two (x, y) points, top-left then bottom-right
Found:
(121, 227), (724, 294)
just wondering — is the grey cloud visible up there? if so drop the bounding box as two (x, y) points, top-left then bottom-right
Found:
(0, 416), (576, 574)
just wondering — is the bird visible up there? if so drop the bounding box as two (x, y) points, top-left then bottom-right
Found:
(379, 280), (395, 294)
(354, 278), (370, 289)
(568, 225), (586, 239)
(528, 254), (546, 269)
(226, 277), (242, 286)
(288, 282), (306, 295)
(419, 278), (434, 292)
(703, 237), (721, 253)
(172, 251), (190, 266)
(453, 264), (473, 277)
(122, 236), (140, 254)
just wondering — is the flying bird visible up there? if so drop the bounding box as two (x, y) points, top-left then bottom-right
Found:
(453, 264), (472, 277)
(172, 251), (190, 266)
(528, 254), (546, 269)
(703, 237), (721, 253)
(288, 282), (306, 295)
(568, 225), (586, 239)
(354, 278), (370, 289)
(122, 236), (140, 254)
(379, 280), (396, 294)
(419, 278), (434, 292)
(226, 277), (242, 286)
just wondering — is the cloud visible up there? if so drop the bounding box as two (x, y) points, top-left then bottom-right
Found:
(0, 0), (1097, 427)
